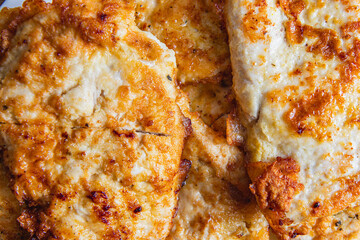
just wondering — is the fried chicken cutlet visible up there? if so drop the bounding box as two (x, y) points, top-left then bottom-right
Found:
(136, 1), (270, 239)
(227, 0), (360, 238)
(0, 0), (185, 239)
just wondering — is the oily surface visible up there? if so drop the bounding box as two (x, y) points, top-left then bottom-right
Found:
(0, 0), (185, 239)
(227, 0), (360, 239)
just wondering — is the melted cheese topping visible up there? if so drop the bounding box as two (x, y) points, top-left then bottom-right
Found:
(227, 0), (360, 238)
(0, 0), (185, 239)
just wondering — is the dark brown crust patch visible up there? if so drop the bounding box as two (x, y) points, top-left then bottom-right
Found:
(174, 159), (192, 194)
(0, 0), (184, 239)
(250, 157), (304, 213)
(182, 117), (193, 139)
(278, 0), (306, 19)
(249, 157), (304, 237)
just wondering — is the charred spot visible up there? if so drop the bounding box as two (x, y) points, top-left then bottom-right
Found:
(335, 220), (342, 226)
(292, 68), (302, 75)
(95, 29), (104, 35)
(98, 13), (108, 22)
(103, 205), (111, 211)
(56, 193), (67, 201)
(105, 230), (123, 239)
(192, 49), (197, 53)
(172, 206), (179, 218)
(100, 217), (109, 224)
(338, 52), (347, 61)
(23, 133), (30, 139)
(61, 132), (68, 141)
(134, 206), (142, 213)
(18, 207), (42, 234)
(49, 231), (59, 239)
(85, 123), (89, 127)
(175, 159), (192, 194)
(312, 202), (320, 208)
(291, 232), (298, 238)
(112, 130), (135, 139)
(182, 117), (193, 138)
(279, 219), (284, 226)
(54, 47), (68, 58)
(220, 78), (232, 87)
(87, 191), (108, 203)
(146, 120), (154, 127)
(112, 130), (122, 137)
(125, 132), (135, 138)
(297, 126), (305, 134)
(2, 105), (8, 110)
(109, 159), (116, 164)
(23, 39), (28, 44)
(94, 204), (112, 224)
(167, 75), (172, 81)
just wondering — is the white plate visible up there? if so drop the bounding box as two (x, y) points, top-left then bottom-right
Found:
(1, 0), (51, 10)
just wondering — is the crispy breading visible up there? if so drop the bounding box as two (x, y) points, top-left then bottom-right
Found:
(0, 0), (185, 239)
(227, 0), (360, 238)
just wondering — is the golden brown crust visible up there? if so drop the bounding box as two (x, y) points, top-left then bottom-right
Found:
(0, 0), (185, 239)
(242, 0), (271, 43)
(250, 157), (304, 213)
(136, 0), (231, 85)
(0, 0), (49, 56)
(249, 158), (304, 238)
(278, 0), (305, 19)
(272, 1), (360, 141)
